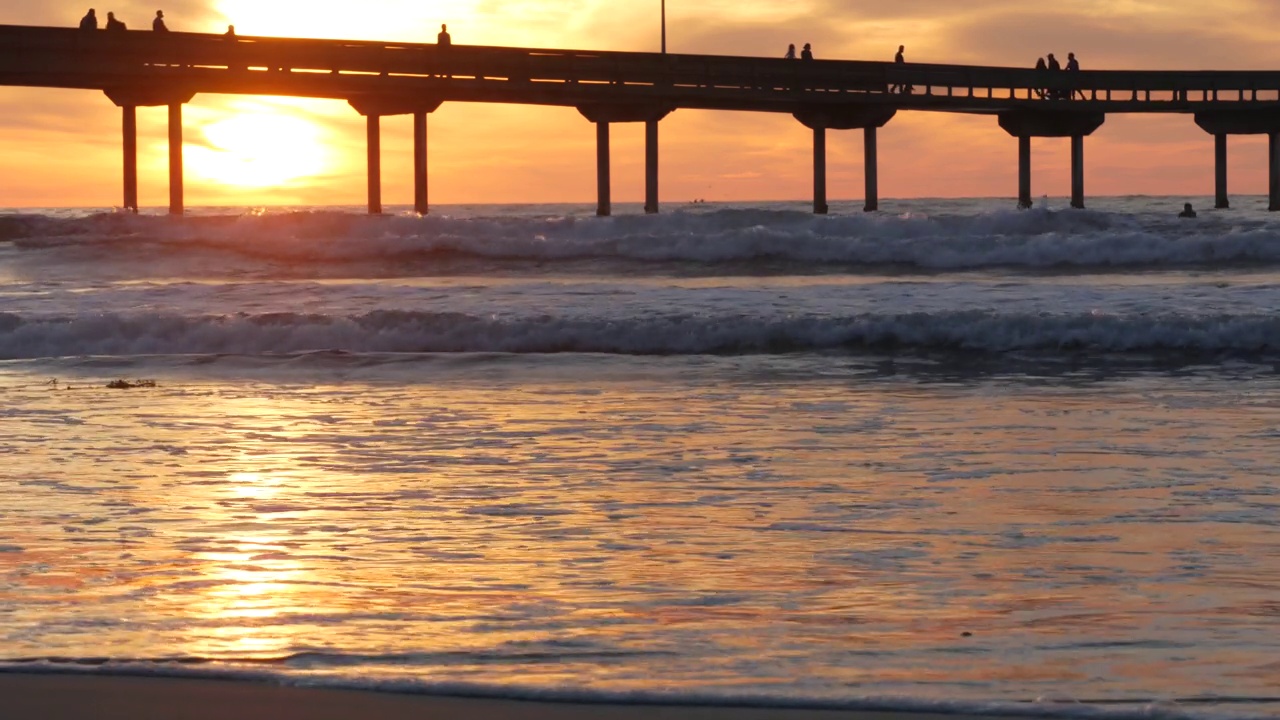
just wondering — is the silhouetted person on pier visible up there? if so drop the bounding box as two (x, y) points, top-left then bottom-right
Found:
(105, 12), (126, 31)
(79, 9), (98, 30)
(1066, 52), (1082, 98)
(224, 25), (235, 38)
(892, 45), (912, 94)
(800, 43), (813, 61)
(1034, 57), (1047, 98)
(1179, 202), (1197, 218)
(438, 24), (451, 47)
(152, 10), (168, 32)
(785, 43), (796, 59)
(1046, 53), (1061, 98)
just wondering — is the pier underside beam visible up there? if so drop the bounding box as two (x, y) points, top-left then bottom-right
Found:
(596, 121), (611, 217)
(997, 111), (1105, 138)
(863, 126), (878, 212)
(645, 119), (659, 214)
(813, 126), (828, 215)
(122, 105), (137, 213)
(367, 115), (381, 215)
(1070, 135), (1085, 209)
(414, 111), (428, 215)
(168, 103), (183, 216)
(1215, 134), (1229, 209)
(1017, 136), (1032, 210)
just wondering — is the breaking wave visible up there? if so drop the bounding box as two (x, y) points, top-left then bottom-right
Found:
(5, 206), (1280, 273)
(3, 309), (1280, 359)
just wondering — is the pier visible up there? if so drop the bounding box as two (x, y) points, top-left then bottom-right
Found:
(4, 24), (1280, 214)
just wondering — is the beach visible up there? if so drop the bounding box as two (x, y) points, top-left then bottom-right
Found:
(1, 674), (1056, 720)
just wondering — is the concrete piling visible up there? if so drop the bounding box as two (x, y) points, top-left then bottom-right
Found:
(168, 103), (183, 216)
(413, 111), (428, 215)
(596, 121), (611, 217)
(122, 105), (138, 213)
(367, 115), (381, 215)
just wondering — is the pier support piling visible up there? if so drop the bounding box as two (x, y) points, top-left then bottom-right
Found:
(644, 119), (659, 214)
(863, 126), (878, 212)
(122, 105), (138, 213)
(1271, 132), (1280, 212)
(168, 103), (184, 216)
(1017, 136), (1032, 209)
(813, 126), (828, 215)
(1070, 135), (1085, 209)
(413, 111), (429, 215)
(596, 121), (611, 217)
(367, 115), (382, 215)
(1214, 134), (1229, 209)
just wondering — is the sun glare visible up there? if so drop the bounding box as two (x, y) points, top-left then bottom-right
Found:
(188, 113), (329, 188)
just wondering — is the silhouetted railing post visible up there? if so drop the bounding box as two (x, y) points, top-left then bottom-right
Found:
(168, 103), (184, 216)
(813, 126), (827, 215)
(863, 126), (878, 212)
(1214, 134), (1229, 209)
(644, 119), (659, 214)
(122, 105), (138, 213)
(414, 111), (429, 215)
(367, 115), (382, 215)
(1017, 136), (1032, 209)
(596, 121), (611, 217)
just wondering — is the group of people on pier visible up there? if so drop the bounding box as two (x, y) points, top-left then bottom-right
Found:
(1034, 52), (1083, 99)
(79, 8), (239, 37)
(79, 8), (171, 32)
(783, 43), (814, 61)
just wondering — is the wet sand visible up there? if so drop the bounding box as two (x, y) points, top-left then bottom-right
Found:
(0, 673), (1046, 719)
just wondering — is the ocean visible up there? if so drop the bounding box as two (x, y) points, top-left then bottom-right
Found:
(1, 196), (1279, 719)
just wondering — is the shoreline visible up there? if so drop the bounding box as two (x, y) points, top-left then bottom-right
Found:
(0, 673), (1054, 720)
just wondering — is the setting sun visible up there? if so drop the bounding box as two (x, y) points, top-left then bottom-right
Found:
(187, 112), (330, 188)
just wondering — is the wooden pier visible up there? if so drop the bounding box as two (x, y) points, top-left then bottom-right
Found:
(3, 24), (1280, 214)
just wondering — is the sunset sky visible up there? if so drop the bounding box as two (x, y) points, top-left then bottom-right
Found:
(2, 0), (1279, 208)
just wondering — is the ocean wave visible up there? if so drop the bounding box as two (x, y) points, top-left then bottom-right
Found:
(5, 208), (1280, 272)
(3, 309), (1280, 359)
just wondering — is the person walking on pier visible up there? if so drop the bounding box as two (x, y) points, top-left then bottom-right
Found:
(78, 8), (98, 30)
(800, 43), (813, 61)
(438, 24), (451, 47)
(1034, 57), (1047, 98)
(152, 10), (168, 32)
(105, 11), (126, 31)
(892, 45), (912, 94)
(785, 43), (796, 59)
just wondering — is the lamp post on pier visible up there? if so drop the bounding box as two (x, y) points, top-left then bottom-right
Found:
(661, 0), (666, 53)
